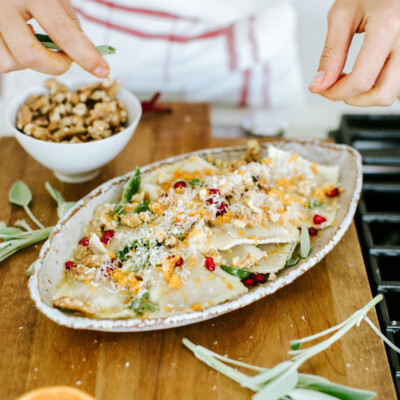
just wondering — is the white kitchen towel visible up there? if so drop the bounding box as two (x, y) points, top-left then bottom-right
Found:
(1, 0), (303, 108)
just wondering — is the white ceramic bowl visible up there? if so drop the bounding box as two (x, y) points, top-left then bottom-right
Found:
(6, 82), (142, 183)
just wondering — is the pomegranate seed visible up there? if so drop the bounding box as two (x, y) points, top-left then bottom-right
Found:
(79, 237), (89, 246)
(308, 227), (318, 236)
(327, 188), (340, 198)
(206, 198), (214, 205)
(204, 257), (215, 271)
(209, 188), (220, 196)
(313, 214), (327, 225)
(175, 257), (184, 267)
(101, 230), (114, 244)
(216, 202), (228, 217)
(250, 273), (266, 283)
(65, 261), (76, 270)
(173, 181), (187, 189)
(161, 193), (168, 197)
(242, 277), (257, 286)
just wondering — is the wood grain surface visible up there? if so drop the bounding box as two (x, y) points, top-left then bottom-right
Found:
(0, 103), (396, 400)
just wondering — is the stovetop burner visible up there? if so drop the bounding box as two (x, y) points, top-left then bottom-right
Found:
(331, 114), (400, 398)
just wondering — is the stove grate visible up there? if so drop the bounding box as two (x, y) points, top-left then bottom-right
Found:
(331, 114), (400, 398)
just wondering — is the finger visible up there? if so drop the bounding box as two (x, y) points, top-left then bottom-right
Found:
(0, 12), (71, 75)
(0, 34), (24, 73)
(58, 0), (82, 29)
(345, 50), (400, 107)
(309, 1), (357, 93)
(321, 21), (397, 101)
(30, 0), (109, 77)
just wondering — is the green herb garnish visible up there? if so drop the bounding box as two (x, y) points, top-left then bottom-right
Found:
(45, 182), (75, 218)
(9, 181), (44, 229)
(220, 265), (252, 279)
(299, 226), (311, 259)
(35, 33), (116, 55)
(134, 201), (150, 213)
(188, 179), (204, 187)
(117, 240), (138, 262)
(110, 204), (127, 222)
(59, 308), (76, 315)
(129, 292), (158, 315)
(183, 294), (398, 400)
(309, 200), (323, 209)
(121, 168), (141, 203)
(1, 182), (75, 267)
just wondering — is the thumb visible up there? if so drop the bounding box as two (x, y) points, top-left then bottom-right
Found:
(309, 4), (355, 93)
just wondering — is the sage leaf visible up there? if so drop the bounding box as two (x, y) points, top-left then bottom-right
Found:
(121, 168), (141, 203)
(9, 181), (44, 229)
(288, 388), (339, 399)
(309, 200), (323, 209)
(134, 201), (150, 213)
(129, 292), (157, 315)
(298, 374), (375, 400)
(253, 369), (298, 400)
(45, 182), (75, 218)
(220, 265), (252, 279)
(300, 226), (311, 259)
(35, 34), (116, 55)
(9, 181), (32, 207)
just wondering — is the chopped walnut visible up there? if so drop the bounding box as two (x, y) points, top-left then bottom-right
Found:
(16, 105), (32, 129)
(70, 265), (96, 282)
(243, 139), (261, 162)
(120, 213), (142, 228)
(16, 78), (127, 143)
(82, 254), (102, 268)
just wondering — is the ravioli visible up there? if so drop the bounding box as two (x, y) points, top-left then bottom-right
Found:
(52, 142), (341, 320)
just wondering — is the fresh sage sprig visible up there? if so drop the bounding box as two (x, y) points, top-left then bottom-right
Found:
(121, 168), (141, 203)
(220, 265), (252, 279)
(9, 181), (44, 229)
(184, 294), (397, 400)
(35, 33), (116, 55)
(45, 181), (75, 219)
(0, 182), (75, 269)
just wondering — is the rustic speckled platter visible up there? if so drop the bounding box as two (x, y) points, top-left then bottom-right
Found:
(29, 141), (362, 332)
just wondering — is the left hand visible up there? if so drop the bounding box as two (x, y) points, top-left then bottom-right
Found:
(309, 0), (400, 107)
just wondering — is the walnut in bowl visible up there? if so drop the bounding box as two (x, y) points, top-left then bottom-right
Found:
(16, 79), (128, 143)
(7, 80), (142, 183)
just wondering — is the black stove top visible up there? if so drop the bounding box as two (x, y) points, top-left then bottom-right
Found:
(331, 115), (400, 397)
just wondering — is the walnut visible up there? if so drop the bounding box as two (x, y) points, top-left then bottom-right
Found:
(44, 78), (68, 95)
(88, 120), (111, 140)
(120, 213), (142, 228)
(16, 105), (33, 129)
(16, 79), (127, 143)
(31, 127), (50, 141)
(82, 254), (102, 268)
(243, 139), (261, 162)
(70, 265), (96, 282)
(165, 235), (178, 247)
(72, 103), (87, 116)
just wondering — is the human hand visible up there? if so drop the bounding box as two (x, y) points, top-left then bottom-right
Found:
(309, 0), (400, 107)
(0, 0), (109, 77)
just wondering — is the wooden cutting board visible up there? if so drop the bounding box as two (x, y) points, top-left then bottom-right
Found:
(0, 103), (396, 400)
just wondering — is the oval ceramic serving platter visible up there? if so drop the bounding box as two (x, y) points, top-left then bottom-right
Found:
(29, 141), (362, 332)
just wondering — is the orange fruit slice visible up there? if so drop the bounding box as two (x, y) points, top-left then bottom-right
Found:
(17, 386), (95, 400)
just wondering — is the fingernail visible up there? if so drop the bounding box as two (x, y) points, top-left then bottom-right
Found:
(310, 70), (325, 87)
(93, 66), (109, 78)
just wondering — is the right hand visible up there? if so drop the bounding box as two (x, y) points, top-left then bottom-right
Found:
(0, 0), (109, 77)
